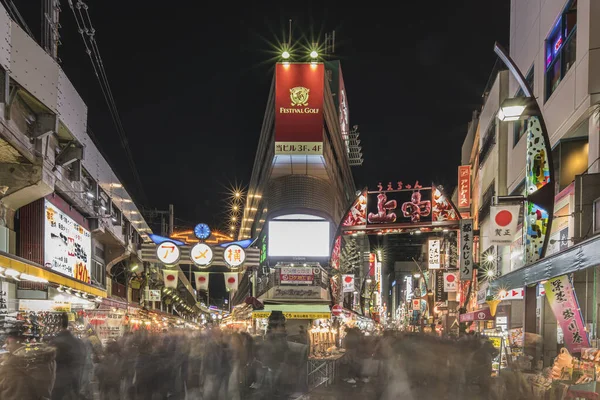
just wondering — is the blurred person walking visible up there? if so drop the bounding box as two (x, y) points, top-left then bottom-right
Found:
(0, 330), (56, 399)
(95, 340), (122, 400)
(50, 312), (87, 400)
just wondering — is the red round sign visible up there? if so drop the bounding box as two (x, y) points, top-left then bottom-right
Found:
(344, 276), (353, 283)
(166, 274), (175, 281)
(446, 274), (455, 283)
(198, 276), (206, 282)
(332, 304), (343, 316)
(227, 277), (236, 284)
(495, 210), (512, 227)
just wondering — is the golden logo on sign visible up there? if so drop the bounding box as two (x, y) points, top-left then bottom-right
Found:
(290, 86), (310, 106)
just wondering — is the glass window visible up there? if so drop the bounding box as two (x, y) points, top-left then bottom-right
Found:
(545, 0), (577, 100)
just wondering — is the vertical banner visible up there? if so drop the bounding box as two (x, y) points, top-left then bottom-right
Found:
(368, 253), (376, 276)
(444, 272), (458, 292)
(428, 239), (441, 269)
(342, 274), (355, 293)
(224, 272), (239, 291)
(163, 269), (178, 289)
(460, 219), (474, 281)
(435, 271), (447, 301)
(458, 165), (471, 208)
(275, 63), (325, 155)
(490, 205), (521, 245)
(194, 272), (209, 291)
(544, 275), (589, 353)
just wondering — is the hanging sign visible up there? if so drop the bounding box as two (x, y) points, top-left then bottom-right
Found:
(279, 267), (313, 285)
(44, 199), (92, 283)
(435, 271), (447, 301)
(342, 274), (355, 293)
(148, 290), (161, 302)
(194, 272), (209, 291)
(544, 275), (590, 353)
(224, 272), (239, 291)
(190, 243), (213, 266)
(499, 288), (524, 300)
(444, 272), (458, 292)
(457, 165), (471, 208)
(460, 219), (474, 281)
(490, 205), (521, 245)
(156, 241), (181, 265)
(223, 244), (245, 267)
(428, 239), (441, 269)
(163, 269), (178, 289)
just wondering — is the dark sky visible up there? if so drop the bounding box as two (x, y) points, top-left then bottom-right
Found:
(18, 2), (510, 232)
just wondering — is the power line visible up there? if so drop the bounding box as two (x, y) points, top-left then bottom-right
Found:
(67, 0), (148, 205)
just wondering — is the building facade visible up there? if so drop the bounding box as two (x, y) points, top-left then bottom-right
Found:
(462, 0), (600, 366)
(0, 3), (197, 323)
(231, 59), (363, 320)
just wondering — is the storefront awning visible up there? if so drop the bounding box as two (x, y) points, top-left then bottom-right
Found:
(0, 252), (107, 298)
(252, 304), (331, 320)
(491, 235), (600, 290)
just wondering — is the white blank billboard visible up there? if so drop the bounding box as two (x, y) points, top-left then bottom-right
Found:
(268, 220), (330, 257)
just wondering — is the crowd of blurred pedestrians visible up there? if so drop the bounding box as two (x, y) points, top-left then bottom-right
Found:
(0, 312), (309, 400)
(1, 312), (525, 400)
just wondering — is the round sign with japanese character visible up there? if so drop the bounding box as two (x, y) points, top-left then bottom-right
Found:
(156, 241), (180, 265)
(190, 243), (213, 266)
(223, 244), (245, 267)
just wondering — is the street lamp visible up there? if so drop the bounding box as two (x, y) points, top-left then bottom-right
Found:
(493, 42), (555, 265)
(498, 97), (537, 122)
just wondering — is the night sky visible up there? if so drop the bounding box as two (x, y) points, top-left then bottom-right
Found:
(18, 2), (510, 232)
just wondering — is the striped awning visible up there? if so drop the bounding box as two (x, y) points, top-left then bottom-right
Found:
(252, 304), (331, 320)
(0, 252), (106, 298)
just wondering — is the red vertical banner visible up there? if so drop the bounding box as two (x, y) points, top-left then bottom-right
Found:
(368, 253), (376, 276)
(275, 63), (324, 155)
(458, 165), (471, 209)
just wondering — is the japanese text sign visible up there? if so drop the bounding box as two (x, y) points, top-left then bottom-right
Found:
(223, 244), (245, 267)
(275, 63), (324, 155)
(44, 199), (91, 283)
(428, 239), (441, 269)
(156, 241), (181, 265)
(444, 272), (458, 292)
(544, 275), (589, 353)
(458, 166), (471, 208)
(279, 267), (314, 285)
(490, 205), (520, 245)
(460, 219), (474, 281)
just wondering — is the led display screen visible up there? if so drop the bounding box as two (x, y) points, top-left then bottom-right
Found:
(268, 220), (330, 257)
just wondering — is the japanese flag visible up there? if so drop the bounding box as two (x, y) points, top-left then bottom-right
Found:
(224, 272), (238, 291)
(194, 272), (209, 291)
(342, 274), (355, 293)
(163, 269), (178, 289)
(490, 205), (521, 245)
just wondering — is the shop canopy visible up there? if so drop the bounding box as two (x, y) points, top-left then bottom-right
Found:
(491, 234), (600, 290)
(0, 252), (106, 298)
(252, 304), (331, 320)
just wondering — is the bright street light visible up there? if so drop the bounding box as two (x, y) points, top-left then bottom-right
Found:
(310, 50), (318, 58)
(282, 51), (290, 59)
(497, 97), (534, 121)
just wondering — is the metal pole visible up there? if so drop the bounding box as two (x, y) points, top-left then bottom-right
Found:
(168, 204), (174, 237)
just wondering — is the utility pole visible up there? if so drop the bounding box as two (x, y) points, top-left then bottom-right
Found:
(42, 0), (61, 60)
(168, 204), (174, 237)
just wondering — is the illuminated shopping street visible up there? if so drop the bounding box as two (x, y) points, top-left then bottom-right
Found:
(1, 1), (599, 399)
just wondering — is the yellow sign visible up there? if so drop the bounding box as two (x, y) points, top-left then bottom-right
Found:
(252, 311), (331, 320)
(489, 336), (502, 348)
(290, 86), (310, 106)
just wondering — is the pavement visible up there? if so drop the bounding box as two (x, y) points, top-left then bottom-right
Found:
(302, 379), (378, 400)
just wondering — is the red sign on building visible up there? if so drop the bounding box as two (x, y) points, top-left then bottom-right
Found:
(458, 165), (471, 209)
(275, 63), (324, 155)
